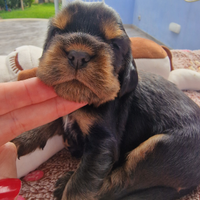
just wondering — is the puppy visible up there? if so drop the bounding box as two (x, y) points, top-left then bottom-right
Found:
(12, 1), (200, 200)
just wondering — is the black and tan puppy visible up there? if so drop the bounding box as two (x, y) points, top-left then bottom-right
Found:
(12, 1), (200, 200)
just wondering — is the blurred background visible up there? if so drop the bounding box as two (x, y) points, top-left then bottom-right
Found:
(0, 0), (200, 55)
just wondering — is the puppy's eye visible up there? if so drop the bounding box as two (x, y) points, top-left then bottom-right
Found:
(111, 38), (122, 50)
(112, 43), (120, 50)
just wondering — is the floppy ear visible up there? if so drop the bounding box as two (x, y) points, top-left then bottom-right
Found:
(119, 55), (138, 97)
(43, 21), (61, 55)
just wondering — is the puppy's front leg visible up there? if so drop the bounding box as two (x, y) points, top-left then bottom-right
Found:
(56, 125), (118, 200)
(12, 118), (64, 157)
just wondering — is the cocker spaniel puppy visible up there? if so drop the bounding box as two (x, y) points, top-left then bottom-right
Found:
(13, 1), (200, 200)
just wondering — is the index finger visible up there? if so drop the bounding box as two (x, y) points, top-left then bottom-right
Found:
(0, 77), (57, 115)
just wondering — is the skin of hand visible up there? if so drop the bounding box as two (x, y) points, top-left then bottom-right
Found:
(0, 77), (86, 146)
(0, 142), (17, 179)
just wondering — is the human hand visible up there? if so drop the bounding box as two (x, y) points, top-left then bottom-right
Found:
(0, 77), (86, 146)
(0, 142), (21, 200)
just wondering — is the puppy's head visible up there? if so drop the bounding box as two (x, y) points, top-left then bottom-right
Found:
(37, 1), (138, 106)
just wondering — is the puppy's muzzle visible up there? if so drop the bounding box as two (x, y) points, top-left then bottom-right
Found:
(68, 50), (91, 70)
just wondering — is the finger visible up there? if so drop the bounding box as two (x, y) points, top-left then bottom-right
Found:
(0, 97), (86, 146)
(0, 142), (17, 179)
(0, 77), (57, 115)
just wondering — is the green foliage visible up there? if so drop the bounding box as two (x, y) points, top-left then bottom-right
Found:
(10, 0), (21, 9)
(24, 0), (34, 7)
(0, 0), (35, 10)
(0, 3), (56, 19)
(0, 0), (4, 9)
(7, 0), (20, 9)
(0, 0), (20, 10)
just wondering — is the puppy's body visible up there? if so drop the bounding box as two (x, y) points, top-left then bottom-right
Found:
(61, 70), (200, 200)
(12, 1), (200, 200)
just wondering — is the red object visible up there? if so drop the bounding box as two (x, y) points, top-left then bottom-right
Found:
(23, 170), (44, 182)
(0, 178), (21, 199)
(16, 195), (25, 200)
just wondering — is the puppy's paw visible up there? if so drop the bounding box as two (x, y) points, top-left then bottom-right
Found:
(98, 168), (127, 199)
(12, 119), (62, 158)
(54, 171), (74, 200)
(12, 134), (46, 158)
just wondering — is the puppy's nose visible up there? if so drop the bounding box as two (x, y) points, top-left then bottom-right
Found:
(68, 50), (90, 69)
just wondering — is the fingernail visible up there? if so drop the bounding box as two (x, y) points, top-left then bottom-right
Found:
(0, 178), (21, 199)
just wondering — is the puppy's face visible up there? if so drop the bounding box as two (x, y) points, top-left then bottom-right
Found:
(37, 2), (138, 106)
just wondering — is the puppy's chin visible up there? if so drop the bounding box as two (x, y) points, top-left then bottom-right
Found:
(54, 80), (99, 106)
(53, 80), (118, 107)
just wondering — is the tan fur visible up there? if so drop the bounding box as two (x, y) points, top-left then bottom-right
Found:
(102, 19), (124, 40)
(99, 167), (128, 196)
(62, 175), (94, 200)
(99, 134), (170, 196)
(37, 41), (76, 86)
(52, 8), (73, 30)
(125, 134), (169, 173)
(70, 110), (100, 136)
(37, 35), (120, 107)
(66, 44), (94, 56)
(64, 139), (70, 148)
(54, 80), (100, 105)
